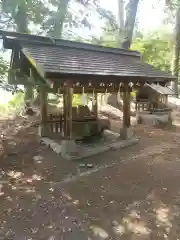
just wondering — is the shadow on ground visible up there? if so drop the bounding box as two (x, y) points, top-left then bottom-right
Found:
(1, 117), (180, 239)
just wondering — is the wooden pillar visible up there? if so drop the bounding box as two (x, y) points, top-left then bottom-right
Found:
(165, 95), (168, 105)
(64, 82), (73, 140)
(95, 92), (98, 119)
(120, 83), (131, 139)
(61, 83), (78, 159)
(39, 87), (48, 136)
(63, 92), (67, 137)
(123, 85), (131, 128)
(92, 91), (98, 119)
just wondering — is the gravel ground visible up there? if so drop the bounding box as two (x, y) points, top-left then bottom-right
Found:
(1, 114), (180, 239)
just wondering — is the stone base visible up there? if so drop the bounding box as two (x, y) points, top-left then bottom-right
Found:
(40, 130), (139, 160)
(38, 125), (48, 137)
(61, 140), (79, 159)
(40, 137), (62, 154)
(120, 127), (134, 140)
(136, 112), (172, 126)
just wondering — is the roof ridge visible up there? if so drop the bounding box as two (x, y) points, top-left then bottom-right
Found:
(0, 30), (141, 58)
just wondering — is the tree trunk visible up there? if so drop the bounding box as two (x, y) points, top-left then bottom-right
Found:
(117, 0), (124, 47)
(122, 0), (140, 49)
(15, 1), (34, 101)
(14, 2), (28, 33)
(52, 0), (70, 37)
(171, 6), (180, 97)
(109, 0), (139, 121)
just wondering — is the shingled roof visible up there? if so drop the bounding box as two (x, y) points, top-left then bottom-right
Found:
(0, 30), (175, 83)
(145, 83), (175, 95)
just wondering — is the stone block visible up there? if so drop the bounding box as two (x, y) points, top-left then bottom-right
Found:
(120, 127), (134, 140)
(61, 140), (78, 159)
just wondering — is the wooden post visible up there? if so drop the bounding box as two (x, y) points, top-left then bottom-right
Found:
(64, 81), (73, 140)
(123, 85), (131, 128)
(94, 92), (98, 119)
(165, 95), (168, 105)
(92, 91), (98, 119)
(39, 87), (48, 136)
(63, 92), (67, 137)
(120, 83), (131, 139)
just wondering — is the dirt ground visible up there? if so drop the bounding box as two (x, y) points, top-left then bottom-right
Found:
(1, 115), (180, 239)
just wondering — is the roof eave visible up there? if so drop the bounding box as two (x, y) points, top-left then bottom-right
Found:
(45, 71), (174, 83)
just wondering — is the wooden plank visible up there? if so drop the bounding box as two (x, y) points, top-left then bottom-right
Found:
(45, 115), (97, 124)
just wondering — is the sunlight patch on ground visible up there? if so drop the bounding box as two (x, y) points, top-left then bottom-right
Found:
(124, 220), (151, 236)
(155, 206), (172, 232)
(113, 222), (125, 236)
(0, 184), (4, 196)
(33, 155), (44, 162)
(7, 171), (23, 179)
(90, 226), (109, 239)
(122, 212), (151, 236)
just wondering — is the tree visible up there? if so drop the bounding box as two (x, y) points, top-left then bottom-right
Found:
(171, 6), (180, 95)
(122, 0), (140, 49)
(116, 0), (140, 49)
(165, 0), (180, 95)
(95, 0), (140, 49)
(40, 0), (118, 39)
(0, 56), (9, 90)
(95, 25), (173, 75)
(117, 0), (124, 47)
(0, 0), (49, 99)
(0, 56), (22, 92)
(0, 0), (48, 31)
(131, 32), (172, 72)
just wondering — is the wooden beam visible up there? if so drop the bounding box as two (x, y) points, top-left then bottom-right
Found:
(46, 72), (168, 84)
(52, 85), (119, 94)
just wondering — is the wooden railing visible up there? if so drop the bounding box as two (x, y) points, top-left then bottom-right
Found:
(41, 112), (98, 138)
(47, 114), (64, 135)
(135, 101), (149, 112)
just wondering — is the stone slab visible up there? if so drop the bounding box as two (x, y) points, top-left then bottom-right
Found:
(40, 131), (139, 160)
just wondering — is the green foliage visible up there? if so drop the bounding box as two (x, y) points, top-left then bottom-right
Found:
(1, 0), (49, 31)
(0, 56), (8, 81)
(72, 94), (82, 106)
(41, 0), (117, 38)
(0, 91), (25, 116)
(0, 56), (17, 92)
(131, 34), (172, 72)
(93, 26), (173, 75)
(8, 92), (24, 112)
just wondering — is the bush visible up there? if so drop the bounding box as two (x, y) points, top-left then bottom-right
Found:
(7, 92), (25, 114)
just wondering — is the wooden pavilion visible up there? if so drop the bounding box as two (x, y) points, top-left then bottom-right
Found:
(0, 31), (176, 153)
(135, 83), (175, 112)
